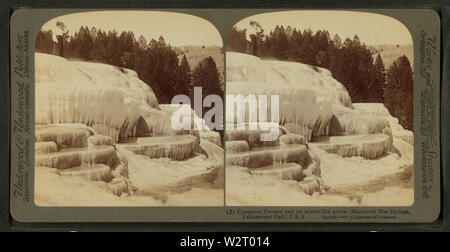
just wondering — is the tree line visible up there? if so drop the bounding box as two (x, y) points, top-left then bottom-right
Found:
(227, 25), (413, 131)
(35, 26), (223, 106)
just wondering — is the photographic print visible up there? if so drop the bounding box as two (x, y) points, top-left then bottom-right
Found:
(33, 11), (225, 206)
(225, 11), (414, 206)
(9, 7), (440, 223)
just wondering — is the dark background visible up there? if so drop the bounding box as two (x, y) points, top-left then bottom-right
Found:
(1, 0), (449, 232)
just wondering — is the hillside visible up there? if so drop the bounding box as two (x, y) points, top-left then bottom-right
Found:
(369, 44), (414, 68)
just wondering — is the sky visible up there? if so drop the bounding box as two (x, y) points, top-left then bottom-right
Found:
(41, 11), (223, 47)
(40, 10), (413, 48)
(234, 11), (413, 46)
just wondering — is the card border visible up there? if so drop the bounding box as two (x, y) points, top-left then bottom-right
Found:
(1, 1), (448, 232)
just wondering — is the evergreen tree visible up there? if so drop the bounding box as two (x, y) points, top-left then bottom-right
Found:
(69, 26), (94, 60)
(227, 27), (247, 53)
(192, 56), (223, 113)
(193, 56), (222, 97)
(81, 26), (94, 60)
(144, 36), (182, 104)
(91, 29), (108, 62)
(272, 25), (289, 59)
(332, 36), (375, 102)
(137, 35), (148, 50)
(384, 55), (414, 130)
(132, 35), (148, 79)
(368, 54), (386, 102)
(178, 54), (192, 96)
(105, 30), (120, 66)
(118, 31), (136, 68)
(286, 28), (303, 60)
(313, 30), (330, 67)
(192, 56), (223, 137)
(328, 34), (344, 83)
(299, 29), (315, 65)
(35, 30), (54, 54)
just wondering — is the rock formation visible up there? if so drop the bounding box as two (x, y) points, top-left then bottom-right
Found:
(34, 53), (223, 206)
(225, 52), (414, 206)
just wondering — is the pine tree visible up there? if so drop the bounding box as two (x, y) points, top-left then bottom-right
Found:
(137, 35), (147, 50)
(193, 56), (222, 96)
(328, 34), (343, 82)
(104, 30), (120, 66)
(299, 29), (315, 65)
(272, 25), (289, 59)
(227, 27), (247, 53)
(142, 36), (182, 104)
(384, 55), (414, 130)
(118, 31), (136, 68)
(132, 35), (148, 79)
(92, 29), (108, 63)
(287, 28), (303, 61)
(369, 54), (386, 102)
(192, 56), (223, 137)
(81, 26), (94, 60)
(192, 57), (223, 114)
(178, 54), (192, 96)
(35, 30), (54, 54)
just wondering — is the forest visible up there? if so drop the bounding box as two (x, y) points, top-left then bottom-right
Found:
(35, 26), (223, 106)
(227, 25), (414, 131)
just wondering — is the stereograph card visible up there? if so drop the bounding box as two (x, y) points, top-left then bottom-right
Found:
(9, 8), (442, 223)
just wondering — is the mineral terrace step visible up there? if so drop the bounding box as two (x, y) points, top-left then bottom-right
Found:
(87, 135), (114, 146)
(250, 162), (304, 181)
(309, 134), (392, 159)
(57, 164), (112, 182)
(226, 140), (250, 153)
(35, 145), (118, 170)
(225, 129), (280, 148)
(279, 133), (306, 145)
(226, 144), (309, 168)
(116, 135), (199, 161)
(35, 141), (58, 153)
(35, 125), (90, 148)
(199, 131), (222, 147)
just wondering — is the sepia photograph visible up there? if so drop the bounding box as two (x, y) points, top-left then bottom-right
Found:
(225, 11), (414, 206)
(34, 11), (224, 206)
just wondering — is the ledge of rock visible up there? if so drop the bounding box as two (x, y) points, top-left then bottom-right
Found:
(309, 134), (392, 159)
(35, 125), (90, 148)
(226, 144), (309, 168)
(116, 135), (199, 161)
(35, 145), (119, 170)
(57, 164), (113, 182)
(250, 163), (304, 181)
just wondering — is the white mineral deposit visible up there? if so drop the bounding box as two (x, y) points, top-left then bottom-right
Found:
(225, 52), (414, 206)
(34, 53), (224, 206)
